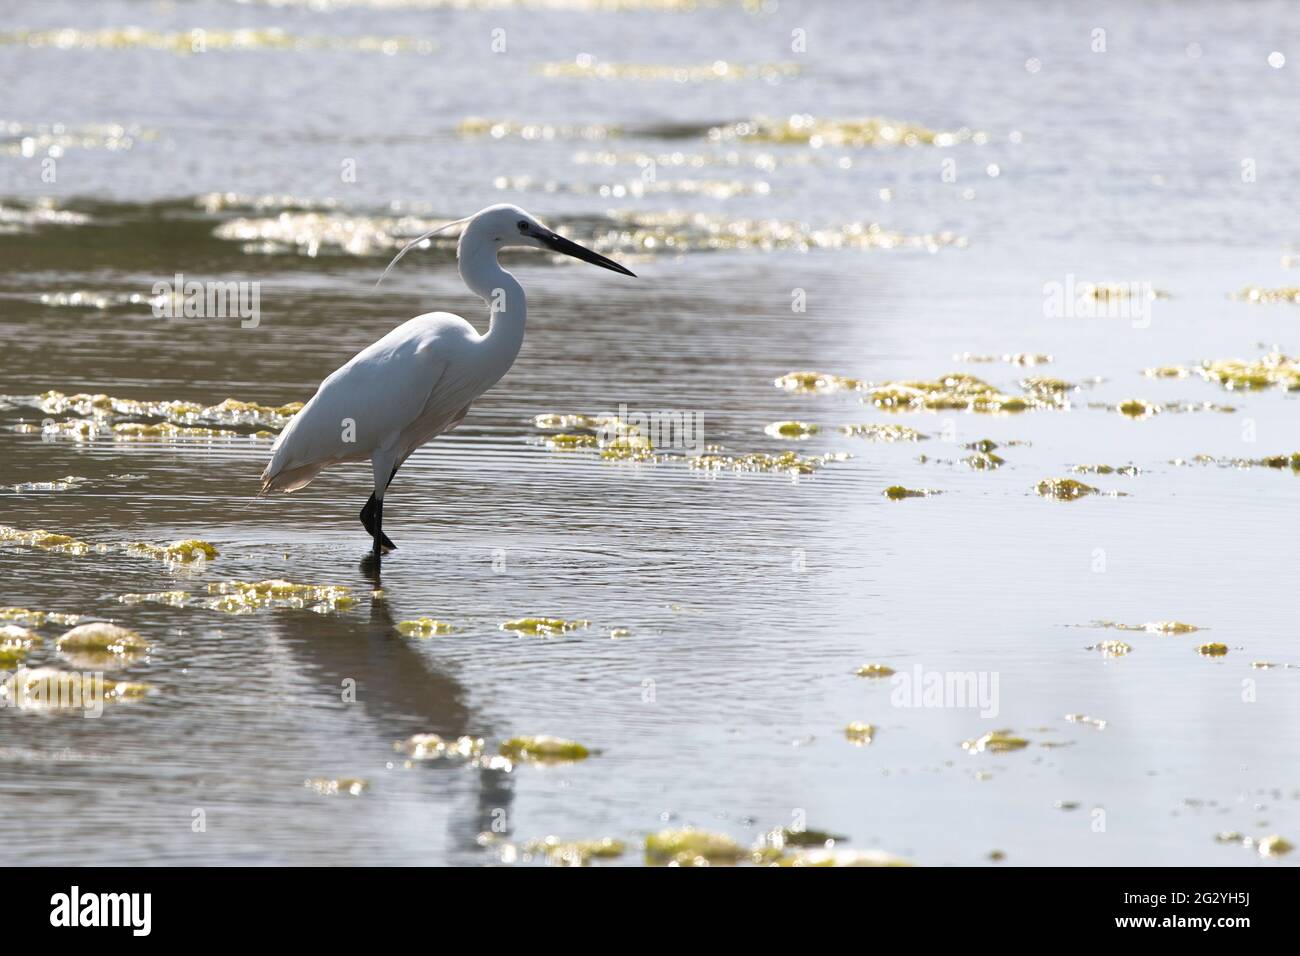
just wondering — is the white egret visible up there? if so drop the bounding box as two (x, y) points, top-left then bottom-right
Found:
(260, 203), (635, 560)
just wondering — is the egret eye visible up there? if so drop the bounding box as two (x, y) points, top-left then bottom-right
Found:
(517, 220), (529, 232)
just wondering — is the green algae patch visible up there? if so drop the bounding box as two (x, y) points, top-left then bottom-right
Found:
(500, 617), (590, 637)
(397, 734), (484, 761)
(764, 420), (819, 440)
(396, 617), (456, 637)
(56, 623), (148, 656)
(7, 390), (298, 444)
(774, 370), (862, 394)
(523, 836), (626, 867)
(1065, 714), (1108, 730)
(774, 848), (913, 867)
(0, 607), (80, 627)
(0, 625), (41, 667)
(856, 663), (895, 678)
(1258, 835), (1294, 858)
(533, 412), (622, 430)
(1088, 640), (1133, 657)
(304, 778), (367, 796)
(0, 525), (96, 555)
(1236, 286), (1300, 304)
(956, 352), (1052, 366)
(118, 590), (188, 607)
(1093, 619), (1201, 635)
(866, 372), (1053, 414)
(202, 580), (354, 614)
(963, 452), (1005, 470)
(1019, 376), (1075, 397)
(645, 828), (744, 866)
(0, 668), (152, 709)
(712, 114), (977, 149)
(499, 735), (591, 764)
(883, 485), (939, 499)
(962, 730), (1030, 754)
(125, 539), (217, 563)
(845, 721), (875, 745)
(544, 432), (598, 450)
(841, 423), (925, 441)
(1072, 464), (1139, 476)
(1197, 642), (1229, 657)
(1035, 478), (1099, 501)
(1196, 352), (1300, 392)
(690, 450), (848, 477)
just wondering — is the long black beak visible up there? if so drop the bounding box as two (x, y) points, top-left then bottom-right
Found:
(541, 231), (636, 277)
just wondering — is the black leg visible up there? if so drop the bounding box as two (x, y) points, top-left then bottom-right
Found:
(371, 495), (384, 560)
(359, 465), (399, 551)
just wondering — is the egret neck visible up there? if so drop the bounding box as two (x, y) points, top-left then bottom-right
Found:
(458, 238), (526, 380)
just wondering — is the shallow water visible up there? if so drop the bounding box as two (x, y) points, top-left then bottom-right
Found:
(2, 0), (1299, 866)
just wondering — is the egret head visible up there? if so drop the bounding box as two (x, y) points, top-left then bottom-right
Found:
(464, 203), (636, 277)
(376, 203), (635, 287)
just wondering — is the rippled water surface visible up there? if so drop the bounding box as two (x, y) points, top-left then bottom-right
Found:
(2, 0), (1299, 866)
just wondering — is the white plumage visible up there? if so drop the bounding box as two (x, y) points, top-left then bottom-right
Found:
(260, 203), (635, 560)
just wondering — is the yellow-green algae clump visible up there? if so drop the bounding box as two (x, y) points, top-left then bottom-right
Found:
(55, 623), (148, 657)
(202, 580), (355, 613)
(867, 372), (1054, 414)
(397, 734), (484, 762)
(764, 420), (819, 440)
(125, 539), (218, 562)
(689, 450), (848, 477)
(1094, 620), (1200, 635)
(774, 848), (913, 867)
(845, 721), (875, 745)
(118, 591), (188, 607)
(856, 663), (895, 678)
(841, 423), (926, 441)
(0, 525), (96, 554)
(645, 828), (745, 866)
(0, 607), (80, 627)
(0, 668), (152, 709)
(304, 778), (367, 796)
(0, 625), (41, 667)
(883, 485), (939, 499)
(499, 735), (591, 764)
(1035, 478), (1099, 501)
(709, 114), (978, 149)
(500, 617), (590, 636)
(1088, 640), (1133, 657)
(1258, 835), (1294, 858)
(962, 730), (1030, 754)
(774, 370), (862, 394)
(523, 836), (626, 867)
(1197, 643), (1229, 657)
(396, 617), (455, 637)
